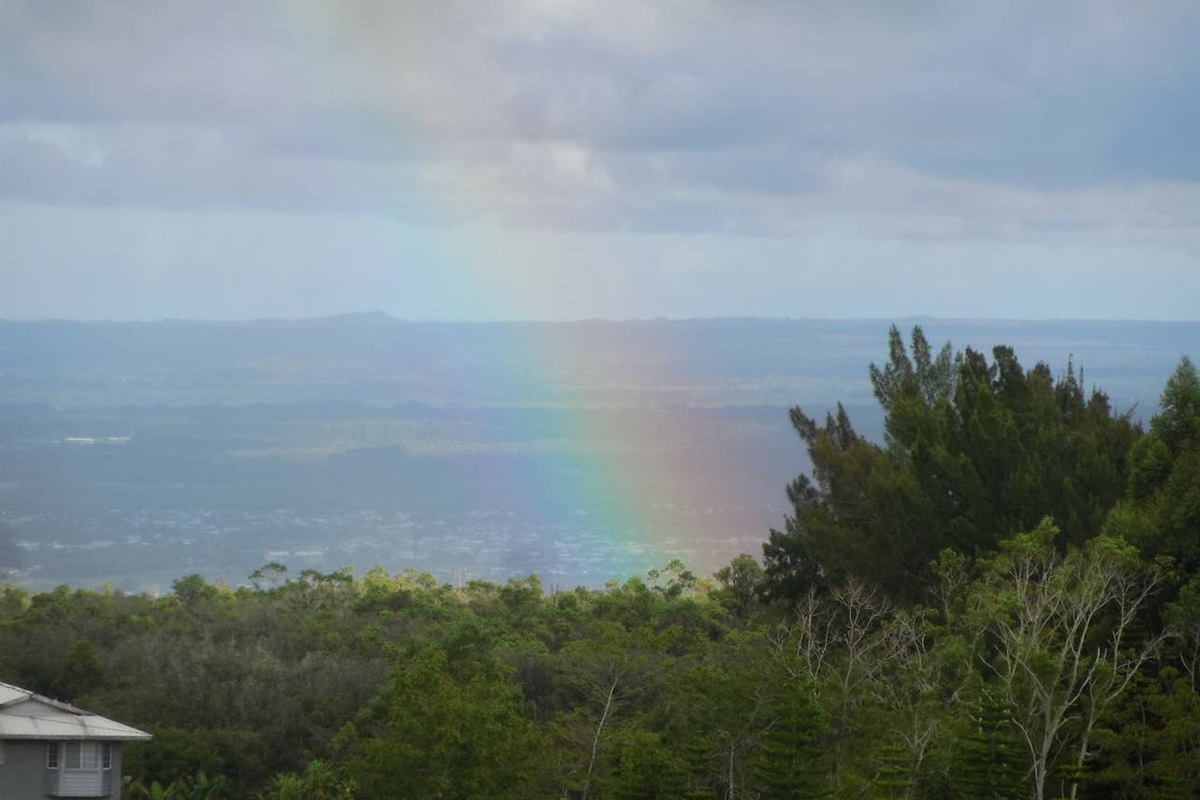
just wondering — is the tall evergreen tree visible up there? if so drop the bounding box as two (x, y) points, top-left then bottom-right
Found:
(1107, 355), (1200, 574)
(952, 691), (1027, 800)
(763, 325), (1139, 602)
(754, 674), (829, 799)
(869, 741), (914, 799)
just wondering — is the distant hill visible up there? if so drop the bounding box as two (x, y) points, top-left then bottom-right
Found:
(2, 316), (1193, 410)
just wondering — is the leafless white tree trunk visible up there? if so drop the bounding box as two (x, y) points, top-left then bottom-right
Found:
(580, 670), (619, 800)
(972, 523), (1164, 800)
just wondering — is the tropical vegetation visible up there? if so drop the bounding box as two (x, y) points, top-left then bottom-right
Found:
(1, 328), (1195, 799)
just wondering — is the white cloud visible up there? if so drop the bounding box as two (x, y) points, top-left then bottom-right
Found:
(1, 122), (106, 167)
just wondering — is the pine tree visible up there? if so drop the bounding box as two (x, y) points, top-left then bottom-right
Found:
(952, 691), (1027, 800)
(681, 734), (716, 800)
(754, 675), (829, 799)
(870, 741), (912, 799)
(763, 326), (1139, 603)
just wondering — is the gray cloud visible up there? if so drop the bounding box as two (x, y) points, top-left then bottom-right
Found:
(1, 0), (1197, 249)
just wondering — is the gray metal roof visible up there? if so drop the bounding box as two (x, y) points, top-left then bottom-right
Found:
(0, 682), (151, 741)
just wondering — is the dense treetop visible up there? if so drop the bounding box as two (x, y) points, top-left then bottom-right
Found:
(763, 325), (1145, 602)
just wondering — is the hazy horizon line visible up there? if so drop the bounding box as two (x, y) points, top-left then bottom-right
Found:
(2, 311), (1198, 326)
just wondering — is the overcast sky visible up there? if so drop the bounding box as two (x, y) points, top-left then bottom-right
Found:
(1, 1), (1197, 321)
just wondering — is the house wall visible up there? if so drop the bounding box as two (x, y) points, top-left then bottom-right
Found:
(0, 740), (125, 800)
(108, 745), (124, 798)
(0, 739), (50, 800)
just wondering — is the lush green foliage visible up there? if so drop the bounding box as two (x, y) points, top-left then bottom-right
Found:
(764, 325), (1141, 602)
(1, 332), (1195, 799)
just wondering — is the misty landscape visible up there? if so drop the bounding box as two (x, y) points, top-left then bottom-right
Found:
(2, 2), (1199, 798)
(1, 315), (1193, 591)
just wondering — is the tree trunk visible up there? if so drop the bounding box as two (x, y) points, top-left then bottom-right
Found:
(580, 673), (619, 800)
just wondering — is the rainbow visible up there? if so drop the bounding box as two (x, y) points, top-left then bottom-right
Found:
(267, 4), (734, 583)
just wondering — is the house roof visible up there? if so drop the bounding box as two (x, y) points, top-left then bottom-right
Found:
(0, 682), (151, 741)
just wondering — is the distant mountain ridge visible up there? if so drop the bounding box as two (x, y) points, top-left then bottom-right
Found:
(2, 316), (1194, 411)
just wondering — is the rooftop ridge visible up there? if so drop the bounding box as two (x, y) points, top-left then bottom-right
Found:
(0, 680), (152, 741)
